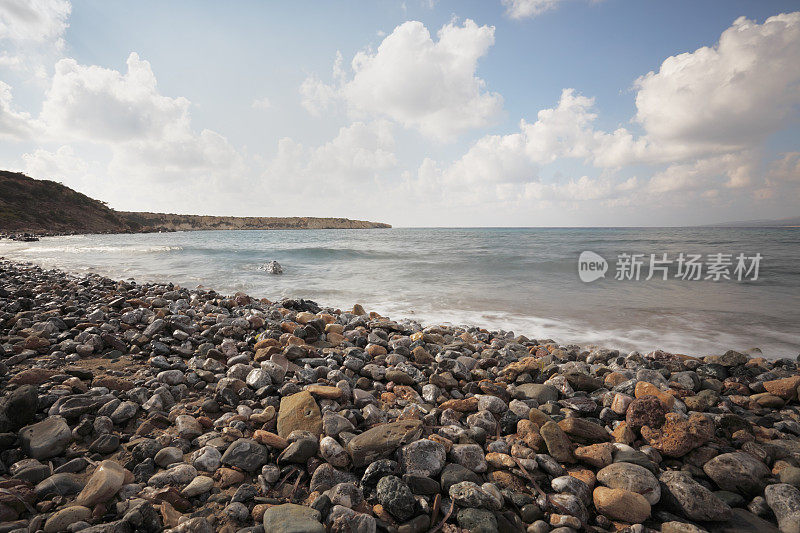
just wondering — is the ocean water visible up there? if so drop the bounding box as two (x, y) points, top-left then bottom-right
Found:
(1, 228), (798, 359)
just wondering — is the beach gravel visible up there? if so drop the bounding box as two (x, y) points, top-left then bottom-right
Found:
(0, 259), (799, 532)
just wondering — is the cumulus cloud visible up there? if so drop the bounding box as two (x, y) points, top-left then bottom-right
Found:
(265, 120), (397, 190)
(417, 12), (800, 210)
(634, 13), (800, 157)
(41, 53), (192, 142)
(34, 52), (247, 185)
(301, 19), (502, 140)
(22, 145), (87, 178)
(422, 89), (602, 188)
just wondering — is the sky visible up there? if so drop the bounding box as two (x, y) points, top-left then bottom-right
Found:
(1, 0), (799, 227)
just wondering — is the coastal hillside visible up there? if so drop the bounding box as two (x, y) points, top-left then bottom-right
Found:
(119, 212), (391, 231)
(0, 171), (390, 234)
(0, 171), (132, 234)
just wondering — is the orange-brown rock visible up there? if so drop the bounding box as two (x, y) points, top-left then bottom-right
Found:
(517, 419), (545, 451)
(24, 335), (51, 351)
(499, 357), (544, 380)
(604, 372), (629, 388)
(593, 487), (651, 524)
(306, 385), (343, 399)
(92, 376), (134, 391)
(439, 397), (478, 412)
(326, 332), (345, 346)
(487, 470), (528, 493)
(215, 468), (245, 488)
(528, 408), (553, 428)
(280, 322), (298, 333)
(640, 413), (714, 457)
(763, 375), (800, 400)
(253, 430), (288, 449)
(295, 312), (316, 324)
(558, 417), (610, 442)
(365, 344), (387, 356)
(574, 443), (614, 468)
(10, 368), (57, 385)
(276, 391), (322, 439)
(412, 346), (434, 364)
(254, 346), (281, 362)
(428, 434), (453, 452)
(254, 338), (279, 350)
(392, 386), (422, 403)
(567, 466), (596, 489)
(612, 422), (636, 445)
(634, 381), (675, 409)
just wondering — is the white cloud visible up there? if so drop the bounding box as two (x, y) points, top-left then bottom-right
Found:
(22, 145), (87, 177)
(251, 97), (272, 110)
(634, 13), (800, 157)
(265, 120), (396, 190)
(423, 89), (600, 188)
(415, 12), (800, 211)
(0, 0), (70, 45)
(646, 153), (756, 194)
(41, 53), (192, 142)
(0, 81), (36, 139)
(31, 51), (249, 191)
(301, 20), (502, 140)
(0, 0), (70, 75)
(502, 0), (563, 19)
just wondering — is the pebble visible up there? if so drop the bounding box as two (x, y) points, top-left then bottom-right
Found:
(74, 460), (128, 507)
(19, 416), (72, 459)
(593, 486), (651, 523)
(262, 503), (324, 533)
(765, 483), (800, 533)
(1, 260), (799, 533)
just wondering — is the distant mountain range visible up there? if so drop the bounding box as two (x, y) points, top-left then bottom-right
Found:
(0, 171), (390, 235)
(702, 216), (800, 227)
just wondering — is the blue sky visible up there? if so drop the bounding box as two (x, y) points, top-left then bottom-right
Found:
(1, 0), (799, 226)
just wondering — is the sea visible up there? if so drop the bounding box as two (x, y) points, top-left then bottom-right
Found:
(2, 227), (798, 359)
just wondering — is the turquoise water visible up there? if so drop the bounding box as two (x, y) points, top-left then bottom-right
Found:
(2, 227), (798, 358)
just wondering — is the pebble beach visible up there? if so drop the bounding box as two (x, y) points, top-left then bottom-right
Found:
(2, 259), (800, 533)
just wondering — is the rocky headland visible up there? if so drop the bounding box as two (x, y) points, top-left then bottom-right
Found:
(1, 259), (800, 533)
(0, 171), (390, 236)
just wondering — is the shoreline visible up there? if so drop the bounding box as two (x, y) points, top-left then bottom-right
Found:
(1, 259), (800, 532)
(0, 224), (393, 240)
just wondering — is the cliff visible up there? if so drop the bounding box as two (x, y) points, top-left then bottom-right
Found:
(0, 171), (390, 234)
